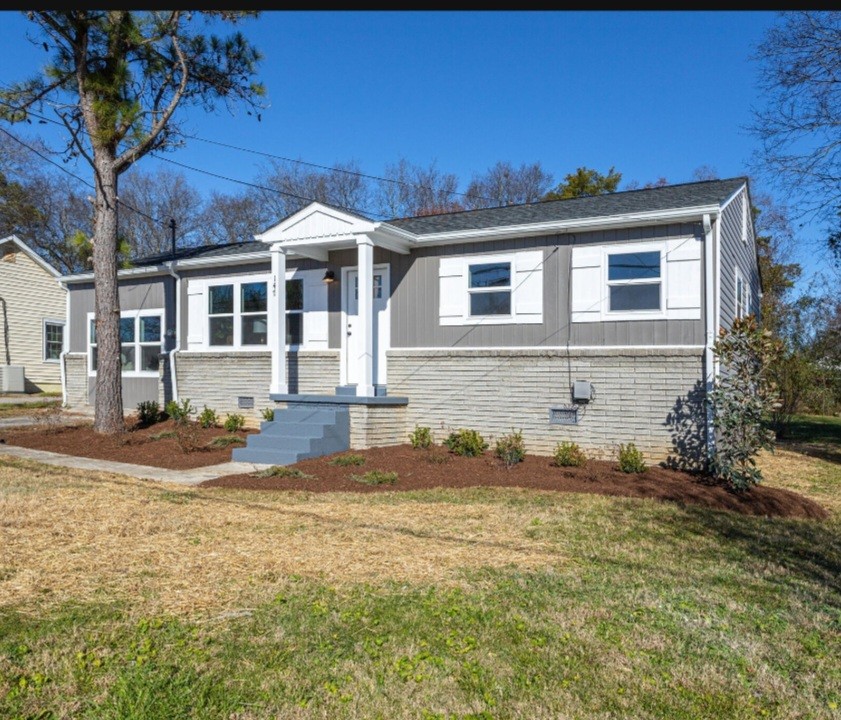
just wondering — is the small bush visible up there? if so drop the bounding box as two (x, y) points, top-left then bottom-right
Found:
(149, 430), (177, 441)
(257, 466), (312, 479)
(424, 449), (451, 465)
(136, 400), (161, 427)
(223, 413), (246, 432)
(553, 441), (587, 468)
(261, 407), (275, 422)
(198, 406), (218, 429)
(206, 434), (246, 448)
(165, 398), (194, 425)
(444, 428), (488, 457)
(408, 425), (433, 449)
(351, 470), (398, 485)
(618, 443), (646, 473)
(494, 429), (526, 467)
(329, 453), (366, 467)
(174, 422), (202, 453)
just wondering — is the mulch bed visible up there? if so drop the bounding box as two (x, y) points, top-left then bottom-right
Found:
(0, 418), (254, 470)
(201, 444), (829, 520)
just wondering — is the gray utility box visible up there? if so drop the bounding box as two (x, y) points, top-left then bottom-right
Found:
(0, 365), (26, 393)
(572, 380), (592, 403)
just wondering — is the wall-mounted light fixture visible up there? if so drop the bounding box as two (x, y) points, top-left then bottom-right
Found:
(322, 269), (337, 284)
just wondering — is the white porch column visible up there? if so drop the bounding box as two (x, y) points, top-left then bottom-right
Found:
(356, 234), (375, 397)
(270, 244), (288, 395)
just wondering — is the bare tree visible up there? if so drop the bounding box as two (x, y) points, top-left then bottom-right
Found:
(373, 158), (462, 218)
(0, 11), (264, 433)
(749, 11), (841, 229)
(118, 167), (204, 257)
(200, 188), (270, 245)
(463, 161), (553, 209)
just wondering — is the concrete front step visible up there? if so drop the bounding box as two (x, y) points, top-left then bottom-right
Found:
(233, 405), (349, 466)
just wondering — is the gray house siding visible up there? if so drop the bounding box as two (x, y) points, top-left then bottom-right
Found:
(718, 186), (761, 330)
(331, 223), (704, 350)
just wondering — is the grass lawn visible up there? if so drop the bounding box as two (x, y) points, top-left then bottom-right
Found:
(0, 418), (839, 719)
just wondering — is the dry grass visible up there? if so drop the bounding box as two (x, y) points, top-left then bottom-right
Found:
(0, 456), (561, 617)
(759, 446), (841, 513)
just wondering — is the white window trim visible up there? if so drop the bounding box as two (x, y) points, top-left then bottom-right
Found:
(467, 255), (515, 322)
(284, 275), (305, 349)
(602, 242), (667, 321)
(207, 273), (270, 350)
(735, 266), (751, 319)
(87, 308), (164, 378)
(43, 318), (65, 363)
(439, 250), (544, 326)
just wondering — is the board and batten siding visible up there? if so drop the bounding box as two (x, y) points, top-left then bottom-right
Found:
(350, 224), (705, 350)
(718, 185), (761, 329)
(0, 244), (66, 388)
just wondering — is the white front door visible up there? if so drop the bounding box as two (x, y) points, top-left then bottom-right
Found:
(343, 265), (390, 388)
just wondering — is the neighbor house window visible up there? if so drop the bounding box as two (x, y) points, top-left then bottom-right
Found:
(286, 278), (303, 346)
(468, 262), (511, 316)
(43, 321), (64, 362)
(607, 250), (661, 312)
(89, 311), (163, 375)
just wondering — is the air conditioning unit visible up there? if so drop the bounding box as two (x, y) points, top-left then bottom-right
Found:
(0, 365), (26, 393)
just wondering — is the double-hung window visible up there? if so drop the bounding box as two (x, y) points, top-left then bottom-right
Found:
(606, 250), (662, 312)
(208, 281), (268, 348)
(206, 277), (303, 348)
(468, 262), (512, 317)
(286, 278), (304, 346)
(89, 311), (163, 375)
(43, 321), (64, 362)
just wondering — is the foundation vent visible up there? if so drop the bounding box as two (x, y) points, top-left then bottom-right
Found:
(549, 407), (578, 425)
(237, 396), (255, 410)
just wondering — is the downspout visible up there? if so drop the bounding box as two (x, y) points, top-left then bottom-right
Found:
(167, 261), (181, 403)
(703, 213), (716, 458)
(59, 279), (69, 407)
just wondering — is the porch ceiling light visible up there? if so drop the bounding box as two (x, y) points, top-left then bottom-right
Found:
(322, 269), (336, 284)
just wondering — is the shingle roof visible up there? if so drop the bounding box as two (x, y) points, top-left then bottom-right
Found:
(132, 240), (266, 267)
(129, 177), (747, 266)
(387, 177), (747, 235)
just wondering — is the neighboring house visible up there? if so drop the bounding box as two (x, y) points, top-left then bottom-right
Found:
(60, 177), (761, 464)
(0, 235), (67, 394)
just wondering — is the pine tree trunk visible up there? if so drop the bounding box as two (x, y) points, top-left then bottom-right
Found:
(92, 158), (124, 434)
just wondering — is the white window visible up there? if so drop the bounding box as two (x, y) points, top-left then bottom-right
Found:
(606, 250), (662, 313)
(439, 250), (543, 326)
(735, 267), (751, 319)
(571, 237), (702, 323)
(88, 310), (163, 376)
(43, 320), (64, 362)
(186, 270), (328, 351)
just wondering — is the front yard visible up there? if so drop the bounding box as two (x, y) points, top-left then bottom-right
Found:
(0, 418), (839, 719)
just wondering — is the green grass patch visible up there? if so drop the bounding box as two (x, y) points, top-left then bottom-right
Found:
(780, 414), (841, 446)
(256, 466), (313, 479)
(351, 470), (398, 485)
(149, 430), (177, 441)
(328, 453), (366, 467)
(206, 434), (246, 448)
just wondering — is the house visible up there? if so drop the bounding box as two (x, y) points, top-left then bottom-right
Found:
(0, 235), (67, 394)
(60, 177), (761, 464)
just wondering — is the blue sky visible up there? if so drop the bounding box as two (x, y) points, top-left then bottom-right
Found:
(0, 10), (834, 283)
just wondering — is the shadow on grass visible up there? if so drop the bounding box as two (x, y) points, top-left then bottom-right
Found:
(682, 504), (841, 607)
(777, 415), (841, 466)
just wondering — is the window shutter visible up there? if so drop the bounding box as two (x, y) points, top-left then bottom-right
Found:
(570, 246), (602, 323)
(513, 250), (543, 323)
(665, 237), (702, 319)
(303, 271), (328, 347)
(439, 257), (467, 326)
(186, 281), (205, 349)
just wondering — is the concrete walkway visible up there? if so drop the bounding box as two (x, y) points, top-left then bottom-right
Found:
(0, 444), (270, 486)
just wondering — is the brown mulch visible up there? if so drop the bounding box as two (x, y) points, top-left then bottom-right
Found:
(201, 444), (829, 520)
(0, 418), (254, 470)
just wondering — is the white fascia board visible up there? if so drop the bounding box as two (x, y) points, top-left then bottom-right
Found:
(386, 205), (720, 247)
(62, 264), (171, 283)
(719, 183), (747, 213)
(0, 235), (61, 277)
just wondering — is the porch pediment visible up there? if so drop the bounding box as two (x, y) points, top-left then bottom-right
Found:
(255, 202), (378, 245)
